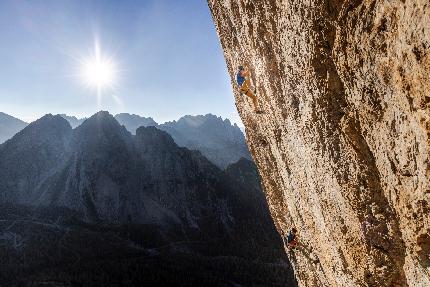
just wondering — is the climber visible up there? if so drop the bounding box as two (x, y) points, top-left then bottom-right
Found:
(286, 228), (298, 250)
(236, 66), (263, 114)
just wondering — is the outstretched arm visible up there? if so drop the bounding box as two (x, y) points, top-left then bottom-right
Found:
(242, 68), (250, 77)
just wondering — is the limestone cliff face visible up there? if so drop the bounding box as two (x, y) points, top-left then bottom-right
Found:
(208, 1), (429, 286)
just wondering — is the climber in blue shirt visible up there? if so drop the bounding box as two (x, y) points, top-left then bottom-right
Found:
(236, 66), (262, 113)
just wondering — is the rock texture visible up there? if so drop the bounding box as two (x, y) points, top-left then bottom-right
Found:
(208, 1), (429, 286)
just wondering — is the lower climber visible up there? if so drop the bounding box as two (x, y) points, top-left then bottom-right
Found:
(236, 66), (263, 113)
(286, 228), (298, 250)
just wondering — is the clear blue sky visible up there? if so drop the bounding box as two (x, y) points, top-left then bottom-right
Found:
(0, 0), (240, 125)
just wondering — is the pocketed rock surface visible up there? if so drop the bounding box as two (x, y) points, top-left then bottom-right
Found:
(208, 1), (429, 286)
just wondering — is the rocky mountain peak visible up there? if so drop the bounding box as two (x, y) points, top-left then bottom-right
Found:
(114, 113), (158, 134)
(135, 126), (177, 152)
(74, 111), (126, 136)
(34, 113), (70, 127)
(4, 114), (71, 147)
(0, 112), (26, 122)
(0, 112), (28, 144)
(71, 111), (133, 156)
(175, 114), (234, 131)
(159, 114), (251, 168)
(0, 114), (72, 204)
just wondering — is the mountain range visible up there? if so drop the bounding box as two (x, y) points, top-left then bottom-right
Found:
(158, 115), (251, 168)
(0, 111), (296, 286)
(1, 112), (251, 169)
(113, 113), (251, 168)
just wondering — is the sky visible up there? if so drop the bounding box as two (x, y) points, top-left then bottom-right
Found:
(0, 0), (241, 125)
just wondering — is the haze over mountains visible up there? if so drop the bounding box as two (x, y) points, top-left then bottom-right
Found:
(114, 113), (158, 133)
(1, 112), (251, 169)
(59, 114), (86, 128)
(159, 115), (251, 168)
(0, 112), (28, 144)
(0, 112), (258, 230)
(114, 113), (251, 168)
(0, 111), (296, 286)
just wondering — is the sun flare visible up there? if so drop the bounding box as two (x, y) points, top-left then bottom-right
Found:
(80, 43), (117, 91)
(83, 59), (115, 88)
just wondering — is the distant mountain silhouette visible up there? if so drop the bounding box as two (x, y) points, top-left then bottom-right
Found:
(159, 114), (252, 169)
(0, 112), (28, 143)
(0, 112), (251, 170)
(114, 113), (157, 134)
(59, 114), (86, 128)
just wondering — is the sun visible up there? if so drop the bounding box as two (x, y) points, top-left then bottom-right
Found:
(80, 42), (117, 91)
(83, 58), (115, 89)
(75, 39), (123, 108)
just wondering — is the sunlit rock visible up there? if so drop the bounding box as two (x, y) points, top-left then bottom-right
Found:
(208, 1), (429, 286)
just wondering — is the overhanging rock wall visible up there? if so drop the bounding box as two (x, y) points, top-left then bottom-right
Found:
(208, 1), (429, 286)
